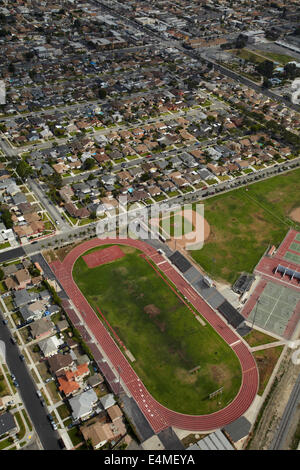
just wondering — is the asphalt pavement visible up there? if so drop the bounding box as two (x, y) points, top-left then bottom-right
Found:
(0, 311), (60, 450)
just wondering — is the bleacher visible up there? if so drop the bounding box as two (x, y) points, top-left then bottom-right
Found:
(168, 250), (192, 273)
(218, 300), (245, 329)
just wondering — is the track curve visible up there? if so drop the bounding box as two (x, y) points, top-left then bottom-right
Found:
(50, 237), (259, 433)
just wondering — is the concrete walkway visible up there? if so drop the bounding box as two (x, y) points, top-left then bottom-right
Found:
(251, 341), (286, 352)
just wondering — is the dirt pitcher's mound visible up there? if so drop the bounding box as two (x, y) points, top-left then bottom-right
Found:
(289, 208), (300, 223)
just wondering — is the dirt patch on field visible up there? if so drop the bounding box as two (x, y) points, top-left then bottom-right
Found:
(210, 365), (227, 384)
(115, 266), (128, 276)
(120, 246), (137, 255)
(289, 207), (300, 223)
(175, 368), (198, 385)
(144, 305), (165, 331)
(144, 304), (160, 318)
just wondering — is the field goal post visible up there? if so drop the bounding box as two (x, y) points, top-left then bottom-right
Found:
(209, 386), (224, 399)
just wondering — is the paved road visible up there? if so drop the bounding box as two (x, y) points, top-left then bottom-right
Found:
(269, 373), (300, 450)
(27, 178), (68, 231)
(0, 311), (60, 450)
(0, 246), (25, 263)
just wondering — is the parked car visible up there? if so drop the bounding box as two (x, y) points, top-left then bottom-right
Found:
(40, 398), (46, 407)
(2, 319), (8, 325)
(57, 438), (65, 449)
(36, 390), (42, 398)
(10, 337), (16, 345)
(19, 354), (25, 361)
(47, 414), (54, 423)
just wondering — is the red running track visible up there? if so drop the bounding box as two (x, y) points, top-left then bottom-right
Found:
(50, 238), (259, 433)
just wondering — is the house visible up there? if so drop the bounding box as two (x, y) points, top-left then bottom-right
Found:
(0, 412), (17, 438)
(48, 353), (74, 376)
(14, 269), (31, 290)
(19, 300), (46, 322)
(237, 160), (251, 170)
(58, 363), (90, 397)
(107, 404), (123, 423)
(38, 335), (64, 357)
(198, 168), (213, 181)
(100, 394), (116, 410)
(13, 289), (39, 309)
(58, 186), (74, 203)
(87, 373), (104, 388)
(29, 317), (54, 340)
(4, 277), (18, 291)
(69, 389), (98, 422)
(80, 420), (114, 449)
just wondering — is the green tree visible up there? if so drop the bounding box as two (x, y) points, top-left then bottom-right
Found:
(16, 161), (33, 180)
(256, 60), (274, 79)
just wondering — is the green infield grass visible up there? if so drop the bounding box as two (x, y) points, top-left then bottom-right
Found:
(73, 245), (242, 415)
(159, 212), (194, 238)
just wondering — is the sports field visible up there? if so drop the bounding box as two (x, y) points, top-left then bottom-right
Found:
(73, 245), (242, 415)
(159, 212), (194, 237)
(190, 168), (300, 284)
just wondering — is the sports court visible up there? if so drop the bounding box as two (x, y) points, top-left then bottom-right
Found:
(83, 245), (125, 268)
(289, 242), (300, 254)
(247, 281), (300, 337)
(284, 251), (300, 266)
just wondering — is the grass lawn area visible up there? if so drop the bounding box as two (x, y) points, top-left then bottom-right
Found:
(167, 190), (180, 198)
(14, 411), (26, 440)
(46, 381), (61, 404)
(4, 296), (14, 312)
(127, 155), (139, 160)
(190, 168), (300, 284)
(57, 403), (71, 421)
(181, 186), (193, 193)
(73, 246), (242, 415)
(37, 362), (51, 381)
(153, 194), (167, 202)
(0, 436), (14, 449)
(206, 179), (218, 185)
(218, 175), (230, 181)
(68, 427), (83, 447)
(0, 281), (6, 293)
(255, 50), (296, 65)
(231, 48), (265, 64)
(0, 241), (10, 250)
(0, 373), (10, 397)
(22, 409), (32, 431)
(244, 329), (278, 347)
(253, 346), (284, 395)
(26, 194), (35, 203)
